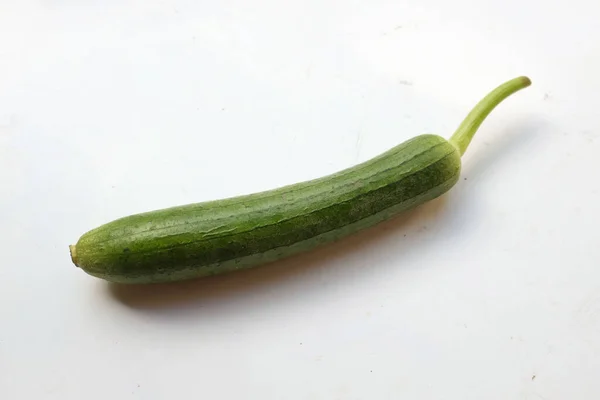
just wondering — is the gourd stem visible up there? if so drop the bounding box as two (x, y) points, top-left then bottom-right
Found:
(449, 76), (531, 156)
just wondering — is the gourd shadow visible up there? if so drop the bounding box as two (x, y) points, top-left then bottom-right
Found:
(107, 118), (540, 312)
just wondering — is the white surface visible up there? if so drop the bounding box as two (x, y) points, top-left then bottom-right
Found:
(1, 1), (599, 399)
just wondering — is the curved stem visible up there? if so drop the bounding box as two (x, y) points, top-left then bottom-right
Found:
(449, 76), (531, 156)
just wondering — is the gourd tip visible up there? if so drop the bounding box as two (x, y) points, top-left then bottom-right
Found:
(69, 245), (79, 267)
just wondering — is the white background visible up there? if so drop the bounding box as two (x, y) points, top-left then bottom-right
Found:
(1, 1), (599, 399)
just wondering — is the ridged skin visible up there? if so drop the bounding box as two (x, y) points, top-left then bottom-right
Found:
(72, 134), (461, 283)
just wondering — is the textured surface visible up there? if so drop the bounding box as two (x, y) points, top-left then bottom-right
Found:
(2, 1), (600, 400)
(74, 135), (460, 282)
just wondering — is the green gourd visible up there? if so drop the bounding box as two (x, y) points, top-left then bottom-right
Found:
(70, 76), (531, 284)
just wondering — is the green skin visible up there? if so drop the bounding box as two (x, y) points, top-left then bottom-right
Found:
(70, 76), (531, 284)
